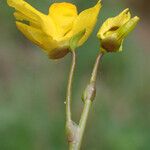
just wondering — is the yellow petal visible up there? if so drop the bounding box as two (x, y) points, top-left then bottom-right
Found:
(16, 21), (58, 53)
(7, 0), (58, 38)
(7, 0), (43, 21)
(70, 0), (101, 46)
(115, 16), (140, 41)
(14, 11), (40, 29)
(16, 22), (70, 59)
(7, 0), (43, 30)
(39, 15), (59, 38)
(97, 8), (131, 39)
(49, 2), (78, 38)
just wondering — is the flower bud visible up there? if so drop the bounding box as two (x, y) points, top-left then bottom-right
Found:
(97, 9), (140, 53)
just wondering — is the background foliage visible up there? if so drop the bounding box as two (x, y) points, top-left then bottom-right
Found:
(0, 0), (150, 149)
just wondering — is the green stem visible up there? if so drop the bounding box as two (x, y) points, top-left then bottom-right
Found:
(90, 52), (103, 83)
(66, 51), (77, 144)
(70, 52), (103, 150)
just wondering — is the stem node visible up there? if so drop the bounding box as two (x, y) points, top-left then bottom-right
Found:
(66, 121), (78, 143)
(82, 82), (96, 102)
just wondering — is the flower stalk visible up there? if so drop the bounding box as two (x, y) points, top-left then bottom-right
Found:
(66, 51), (77, 144)
(68, 52), (103, 150)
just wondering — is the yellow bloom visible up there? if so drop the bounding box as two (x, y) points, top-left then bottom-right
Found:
(97, 8), (140, 53)
(7, 0), (101, 59)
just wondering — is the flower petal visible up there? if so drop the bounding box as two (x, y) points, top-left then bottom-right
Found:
(49, 2), (78, 38)
(115, 16), (140, 41)
(14, 11), (40, 29)
(7, 0), (58, 38)
(70, 0), (101, 46)
(16, 21), (58, 53)
(97, 8), (131, 39)
(39, 15), (59, 38)
(16, 22), (70, 59)
(7, 0), (43, 22)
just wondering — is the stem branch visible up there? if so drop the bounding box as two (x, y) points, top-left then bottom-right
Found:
(70, 52), (103, 150)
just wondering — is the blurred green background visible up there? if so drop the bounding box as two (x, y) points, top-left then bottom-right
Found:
(0, 0), (150, 149)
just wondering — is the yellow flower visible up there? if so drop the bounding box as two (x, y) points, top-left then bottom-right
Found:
(7, 0), (101, 59)
(97, 8), (140, 53)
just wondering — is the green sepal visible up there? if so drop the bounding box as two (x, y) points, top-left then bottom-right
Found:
(115, 16), (140, 41)
(69, 29), (86, 51)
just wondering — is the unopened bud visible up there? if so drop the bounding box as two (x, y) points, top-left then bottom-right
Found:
(97, 9), (140, 53)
